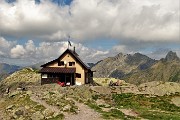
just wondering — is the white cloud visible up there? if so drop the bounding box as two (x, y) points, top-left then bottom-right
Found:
(0, 38), (109, 64)
(112, 45), (130, 54)
(146, 48), (170, 60)
(0, 37), (15, 57)
(0, 36), (179, 65)
(10, 45), (26, 58)
(25, 40), (36, 53)
(0, 0), (179, 65)
(175, 49), (180, 58)
(0, 0), (179, 42)
(72, 43), (110, 62)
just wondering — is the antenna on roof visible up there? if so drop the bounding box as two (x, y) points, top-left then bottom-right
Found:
(68, 35), (72, 49)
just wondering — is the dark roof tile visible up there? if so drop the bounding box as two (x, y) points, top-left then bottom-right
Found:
(40, 67), (76, 73)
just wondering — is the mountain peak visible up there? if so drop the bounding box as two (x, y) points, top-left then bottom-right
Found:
(165, 51), (179, 61)
(133, 52), (147, 57)
(115, 52), (124, 58)
(126, 52), (150, 61)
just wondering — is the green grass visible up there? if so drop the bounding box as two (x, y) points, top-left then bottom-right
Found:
(44, 92), (79, 114)
(0, 93), (46, 119)
(86, 101), (102, 113)
(101, 109), (126, 119)
(111, 93), (180, 119)
(86, 100), (133, 119)
(34, 104), (45, 111)
(140, 111), (180, 120)
(112, 93), (180, 112)
(86, 93), (180, 119)
(92, 94), (100, 101)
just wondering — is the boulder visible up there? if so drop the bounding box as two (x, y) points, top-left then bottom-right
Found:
(6, 105), (15, 110)
(26, 90), (32, 95)
(9, 91), (20, 97)
(31, 111), (44, 120)
(63, 104), (71, 111)
(13, 107), (26, 117)
(43, 109), (54, 117)
(14, 109), (24, 116)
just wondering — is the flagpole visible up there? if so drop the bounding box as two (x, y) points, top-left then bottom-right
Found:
(68, 35), (70, 49)
(68, 35), (69, 49)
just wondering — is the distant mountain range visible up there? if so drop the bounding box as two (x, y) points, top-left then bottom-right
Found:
(92, 51), (180, 84)
(0, 61), (46, 81)
(0, 63), (21, 80)
(1, 51), (180, 84)
(92, 52), (157, 78)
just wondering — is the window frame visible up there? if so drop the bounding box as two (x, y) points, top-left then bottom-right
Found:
(69, 62), (75, 66)
(58, 61), (64, 66)
(76, 73), (81, 78)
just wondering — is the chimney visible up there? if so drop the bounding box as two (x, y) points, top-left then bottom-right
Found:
(73, 46), (76, 53)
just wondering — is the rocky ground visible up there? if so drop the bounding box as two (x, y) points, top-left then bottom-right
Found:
(0, 83), (180, 120)
(64, 99), (102, 120)
(0, 68), (180, 119)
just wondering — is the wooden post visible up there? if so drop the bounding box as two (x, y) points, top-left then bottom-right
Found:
(70, 74), (72, 85)
(74, 73), (76, 85)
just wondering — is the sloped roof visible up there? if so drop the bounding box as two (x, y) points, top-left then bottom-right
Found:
(40, 67), (76, 73)
(41, 49), (90, 70)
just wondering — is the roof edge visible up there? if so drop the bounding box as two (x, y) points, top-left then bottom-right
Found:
(40, 49), (90, 70)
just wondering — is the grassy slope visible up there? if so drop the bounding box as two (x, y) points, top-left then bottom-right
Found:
(0, 68), (40, 94)
(125, 60), (180, 84)
(79, 90), (180, 119)
(0, 93), (45, 119)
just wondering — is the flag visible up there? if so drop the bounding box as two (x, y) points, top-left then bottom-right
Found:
(68, 41), (72, 46)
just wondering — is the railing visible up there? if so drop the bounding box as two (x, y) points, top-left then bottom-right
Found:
(41, 78), (59, 84)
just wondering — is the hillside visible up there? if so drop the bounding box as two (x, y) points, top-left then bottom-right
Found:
(125, 51), (180, 84)
(92, 52), (157, 78)
(0, 63), (21, 81)
(0, 68), (180, 119)
(0, 68), (40, 93)
(92, 51), (180, 84)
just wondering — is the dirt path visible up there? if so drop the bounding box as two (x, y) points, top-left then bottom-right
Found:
(0, 98), (6, 120)
(64, 99), (103, 120)
(0, 109), (4, 120)
(30, 94), (60, 113)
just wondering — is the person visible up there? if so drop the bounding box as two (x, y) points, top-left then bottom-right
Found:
(109, 80), (113, 86)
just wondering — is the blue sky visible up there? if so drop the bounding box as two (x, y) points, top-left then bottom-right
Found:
(0, 0), (179, 66)
(6, 0), (73, 5)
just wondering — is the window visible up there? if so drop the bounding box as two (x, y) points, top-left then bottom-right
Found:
(48, 74), (52, 78)
(76, 73), (81, 78)
(47, 74), (58, 78)
(58, 61), (64, 66)
(42, 74), (47, 78)
(69, 62), (75, 66)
